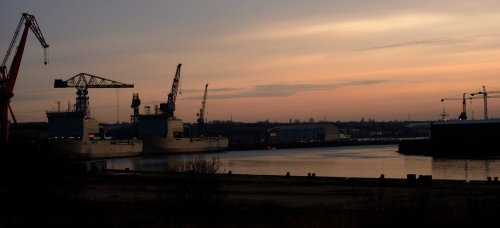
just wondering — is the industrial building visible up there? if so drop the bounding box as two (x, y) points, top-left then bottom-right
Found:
(267, 124), (340, 144)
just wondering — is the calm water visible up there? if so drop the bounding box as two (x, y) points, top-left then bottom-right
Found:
(105, 145), (500, 181)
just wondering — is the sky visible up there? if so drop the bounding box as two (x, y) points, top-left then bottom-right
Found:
(2, 0), (500, 123)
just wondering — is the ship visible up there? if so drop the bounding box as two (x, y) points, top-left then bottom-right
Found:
(399, 89), (500, 157)
(399, 119), (500, 157)
(429, 119), (500, 156)
(47, 73), (142, 159)
(134, 63), (229, 154)
(140, 117), (228, 154)
(47, 111), (142, 159)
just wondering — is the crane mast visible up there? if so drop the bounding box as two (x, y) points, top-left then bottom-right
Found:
(471, 86), (500, 120)
(130, 93), (141, 136)
(197, 83), (208, 127)
(54, 73), (134, 116)
(1, 13), (49, 143)
(160, 63), (182, 118)
(440, 93), (481, 120)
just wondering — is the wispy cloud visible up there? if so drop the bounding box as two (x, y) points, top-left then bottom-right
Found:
(181, 87), (244, 93)
(357, 33), (500, 51)
(226, 13), (450, 42)
(357, 38), (469, 51)
(183, 79), (388, 100)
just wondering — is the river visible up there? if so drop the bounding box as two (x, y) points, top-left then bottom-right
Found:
(105, 144), (500, 181)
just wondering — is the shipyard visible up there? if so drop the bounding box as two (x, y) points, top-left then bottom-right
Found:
(3, 1), (500, 227)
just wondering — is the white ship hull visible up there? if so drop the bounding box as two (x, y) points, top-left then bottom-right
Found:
(142, 136), (228, 154)
(49, 139), (143, 159)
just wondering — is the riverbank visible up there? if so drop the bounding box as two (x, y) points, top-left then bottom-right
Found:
(2, 167), (500, 227)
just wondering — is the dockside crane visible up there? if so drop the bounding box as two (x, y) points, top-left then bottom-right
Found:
(0, 13), (49, 143)
(130, 93), (141, 135)
(470, 86), (500, 120)
(160, 63), (182, 118)
(54, 73), (134, 117)
(197, 83), (208, 128)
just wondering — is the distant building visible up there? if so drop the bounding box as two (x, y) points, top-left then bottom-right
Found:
(405, 122), (431, 136)
(229, 126), (267, 148)
(267, 124), (340, 144)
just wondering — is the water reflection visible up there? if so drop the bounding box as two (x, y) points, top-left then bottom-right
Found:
(432, 158), (500, 181)
(105, 145), (500, 181)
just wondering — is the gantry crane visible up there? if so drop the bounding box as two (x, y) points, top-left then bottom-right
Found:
(470, 86), (500, 120)
(159, 63), (182, 118)
(197, 83), (208, 127)
(0, 13), (49, 143)
(54, 73), (134, 116)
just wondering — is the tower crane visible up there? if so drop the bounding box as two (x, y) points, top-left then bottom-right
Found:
(440, 93), (483, 120)
(0, 13), (49, 143)
(54, 73), (134, 117)
(197, 83), (208, 127)
(470, 86), (500, 120)
(159, 63), (182, 118)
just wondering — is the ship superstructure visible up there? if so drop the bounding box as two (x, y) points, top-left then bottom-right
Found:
(47, 73), (142, 159)
(136, 63), (228, 154)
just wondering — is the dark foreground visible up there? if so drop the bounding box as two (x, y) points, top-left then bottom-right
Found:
(2, 163), (500, 228)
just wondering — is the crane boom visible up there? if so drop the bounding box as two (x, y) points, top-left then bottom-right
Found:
(54, 73), (134, 89)
(197, 83), (208, 127)
(1, 13), (49, 143)
(54, 73), (134, 116)
(442, 92), (500, 120)
(471, 86), (500, 120)
(440, 93), (475, 120)
(160, 63), (182, 118)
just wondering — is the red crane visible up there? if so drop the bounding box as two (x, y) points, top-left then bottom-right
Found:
(0, 13), (49, 143)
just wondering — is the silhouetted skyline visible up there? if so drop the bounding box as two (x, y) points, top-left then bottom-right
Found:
(2, 0), (500, 123)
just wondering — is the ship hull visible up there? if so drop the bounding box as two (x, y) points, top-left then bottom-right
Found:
(142, 136), (228, 154)
(49, 139), (143, 159)
(399, 120), (500, 157)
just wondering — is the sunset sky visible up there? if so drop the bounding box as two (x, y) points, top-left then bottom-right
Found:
(2, 0), (500, 123)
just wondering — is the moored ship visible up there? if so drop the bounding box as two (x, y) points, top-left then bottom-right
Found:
(47, 111), (142, 159)
(399, 119), (500, 156)
(134, 63), (229, 154)
(430, 119), (500, 156)
(47, 73), (142, 159)
(140, 118), (228, 154)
